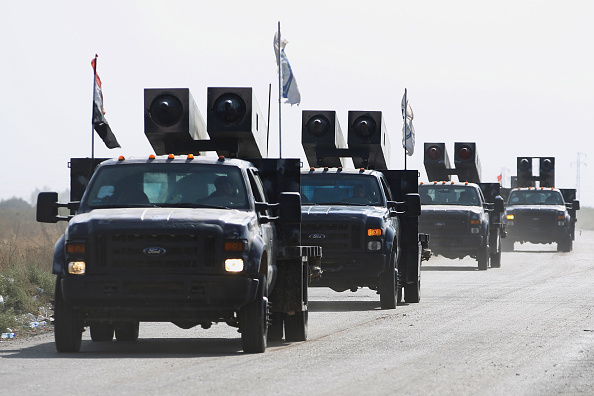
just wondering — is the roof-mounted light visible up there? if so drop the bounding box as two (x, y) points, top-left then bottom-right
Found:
(212, 93), (246, 125)
(187, 154), (194, 160)
(118, 156), (125, 161)
(149, 94), (184, 127)
(148, 154), (156, 160)
(426, 145), (442, 161)
(352, 115), (377, 139)
(168, 153), (175, 159)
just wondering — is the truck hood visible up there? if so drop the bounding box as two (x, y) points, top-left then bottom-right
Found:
(68, 207), (254, 235)
(421, 205), (484, 216)
(505, 204), (566, 213)
(302, 205), (387, 221)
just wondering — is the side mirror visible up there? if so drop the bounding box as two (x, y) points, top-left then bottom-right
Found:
(483, 202), (494, 212)
(255, 202), (274, 224)
(494, 196), (505, 213)
(404, 193), (421, 217)
(279, 192), (302, 224)
(36, 192), (59, 223)
(571, 199), (580, 211)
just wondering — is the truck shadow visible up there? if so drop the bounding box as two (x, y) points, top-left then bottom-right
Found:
(0, 337), (251, 358)
(309, 300), (400, 312)
(421, 265), (479, 271)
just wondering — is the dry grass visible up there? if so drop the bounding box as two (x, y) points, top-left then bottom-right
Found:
(0, 198), (64, 333)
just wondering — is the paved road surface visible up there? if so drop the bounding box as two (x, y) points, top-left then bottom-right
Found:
(2, 231), (594, 395)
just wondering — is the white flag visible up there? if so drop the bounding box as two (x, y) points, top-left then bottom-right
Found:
(274, 32), (301, 105)
(401, 89), (415, 156)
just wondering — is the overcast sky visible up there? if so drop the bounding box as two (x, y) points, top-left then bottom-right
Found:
(2, 0), (593, 205)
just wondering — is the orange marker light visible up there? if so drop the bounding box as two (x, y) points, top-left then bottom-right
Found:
(67, 243), (86, 254)
(367, 228), (382, 237)
(225, 241), (244, 251)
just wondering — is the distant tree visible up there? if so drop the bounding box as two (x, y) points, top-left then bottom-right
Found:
(0, 197), (31, 211)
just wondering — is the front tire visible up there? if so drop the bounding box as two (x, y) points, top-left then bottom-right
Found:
(379, 254), (397, 309)
(285, 311), (308, 342)
(404, 279), (421, 303)
(501, 237), (514, 252)
(404, 243), (421, 303)
(477, 240), (489, 271)
(240, 274), (268, 353)
(557, 237), (573, 252)
(490, 232), (502, 268)
(90, 323), (114, 342)
(115, 322), (139, 342)
(53, 278), (82, 353)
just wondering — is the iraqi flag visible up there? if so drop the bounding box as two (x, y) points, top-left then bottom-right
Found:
(401, 89), (415, 156)
(91, 56), (120, 149)
(274, 32), (301, 105)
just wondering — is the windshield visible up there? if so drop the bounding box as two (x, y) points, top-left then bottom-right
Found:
(300, 174), (384, 205)
(507, 190), (564, 206)
(84, 163), (249, 209)
(419, 185), (480, 206)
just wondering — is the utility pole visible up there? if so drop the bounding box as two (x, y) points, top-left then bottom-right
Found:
(573, 152), (587, 200)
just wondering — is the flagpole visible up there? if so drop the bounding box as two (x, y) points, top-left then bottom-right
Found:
(404, 88), (407, 170)
(91, 54), (98, 161)
(267, 83), (271, 155)
(277, 21), (282, 158)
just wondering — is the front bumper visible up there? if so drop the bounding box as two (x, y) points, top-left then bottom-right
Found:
(309, 252), (388, 288)
(60, 274), (258, 320)
(427, 235), (484, 256)
(505, 224), (570, 243)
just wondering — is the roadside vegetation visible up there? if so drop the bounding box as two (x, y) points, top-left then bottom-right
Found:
(0, 197), (65, 336)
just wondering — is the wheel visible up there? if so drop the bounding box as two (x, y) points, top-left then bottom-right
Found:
(90, 323), (114, 342)
(53, 278), (82, 353)
(267, 312), (284, 342)
(284, 311), (308, 342)
(490, 249), (501, 268)
(404, 244), (421, 303)
(490, 233), (501, 268)
(115, 322), (139, 342)
(501, 238), (514, 252)
(557, 237), (573, 252)
(404, 279), (421, 303)
(240, 274), (268, 353)
(397, 271), (403, 304)
(379, 256), (397, 309)
(477, 240), (489, 271)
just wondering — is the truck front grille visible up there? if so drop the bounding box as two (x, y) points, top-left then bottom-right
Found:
(511, 210), (558, 231)
(419, 213), (468, 235)
(301, 222), (362, 251)
(92, 231), (220, 273)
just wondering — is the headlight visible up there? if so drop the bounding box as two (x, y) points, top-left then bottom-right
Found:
(225, 259), (244, 272)
(68, 261), (86, 275)
(367, 241), (382, 251)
